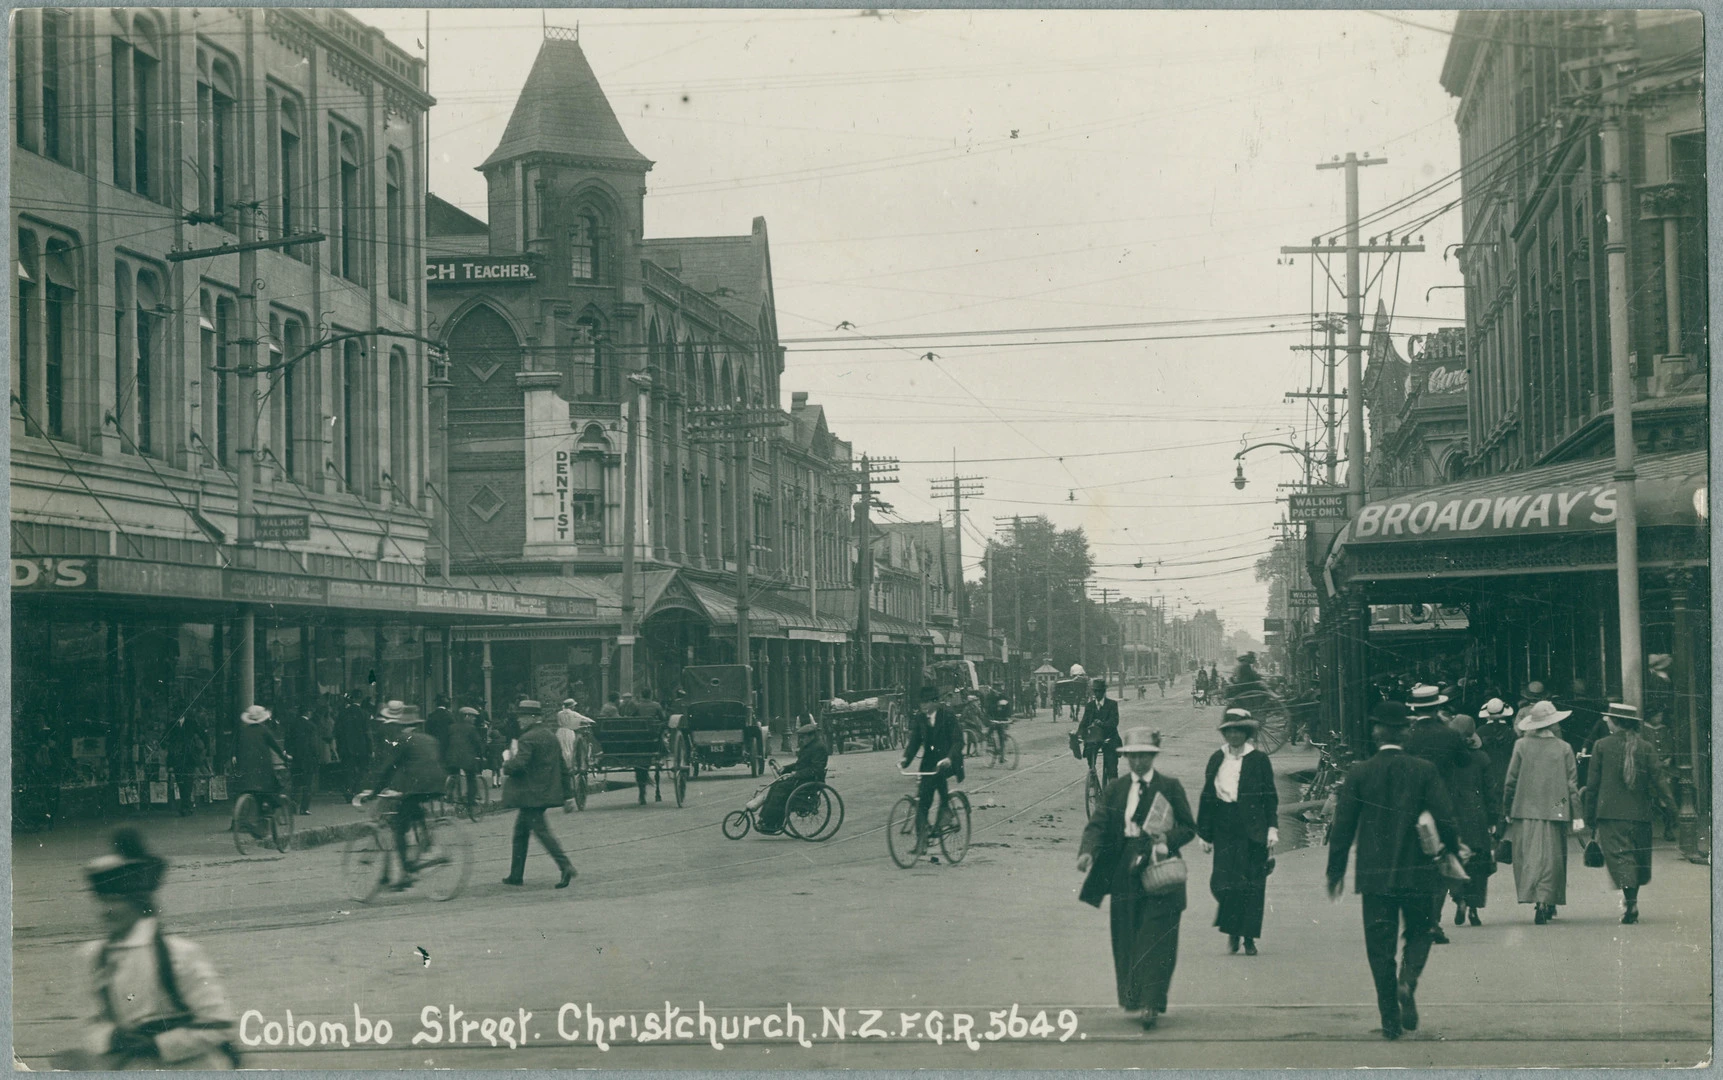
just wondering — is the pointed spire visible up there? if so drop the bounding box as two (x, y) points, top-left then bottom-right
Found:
(480, 36), (651, 172)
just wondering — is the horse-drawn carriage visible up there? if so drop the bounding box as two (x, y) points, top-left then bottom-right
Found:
(574, 703), (689, 808)
(1050, 676), (1089, 719)
(668, 665), (767, 778)
(821, 688), (905, 753)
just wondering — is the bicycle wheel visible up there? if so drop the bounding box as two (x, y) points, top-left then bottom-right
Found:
(722, 810), (752, 839)
(1001, 734), (1019, 771)
(784, 782), (831, 841)
(341, 828), (388, 903)
(939, 792), (972, 865)
(419, 824), (473, 902)
(271, 800), (296, 853)
(886, 794), (922, 868)
(803, 785), (844, 842)
(466, 775), (487, 822)
(232, 795), (259, 856)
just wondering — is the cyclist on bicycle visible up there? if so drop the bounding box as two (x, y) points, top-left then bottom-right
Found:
(901, 685), (965, 855)
(748, 718), (827, 833)
(444, 706), (487, 812)
(355, 701), (446, 891)
(232, 705), (289, 832)
(984, 689), (1013, 762)
(1078, 678), (1122, 785)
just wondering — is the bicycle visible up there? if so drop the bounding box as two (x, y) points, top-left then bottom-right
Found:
(887, 770), (971, 868)
(442, 770), (489, 823)
(232, 791), (294, 855)
(980, 721), (1019, 770)
(341, 793), (474, 903)
(722, 759), (844, 841)
(1302, 740), (1353, 803)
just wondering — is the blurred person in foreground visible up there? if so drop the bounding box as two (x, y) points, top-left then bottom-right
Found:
(55, 829), (238, 1070)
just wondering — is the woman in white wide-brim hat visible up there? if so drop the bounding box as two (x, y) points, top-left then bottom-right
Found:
(1502, 700), (1581, 924)
(1197, 709), (1278, 956)
(1077, 728), (1196, 1031)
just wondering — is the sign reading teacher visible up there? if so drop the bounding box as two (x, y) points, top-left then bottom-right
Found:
(426, 256), (538, 286)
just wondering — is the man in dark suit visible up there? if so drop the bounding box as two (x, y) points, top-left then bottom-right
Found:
(1078, 678), (1122, 784)
(501, 701), (577, 889)
(1326, 702), (1460, 1040)
(901, 684), (965, 854)
(1404, 685), (1471, 944)
(358, 702), (448, 891)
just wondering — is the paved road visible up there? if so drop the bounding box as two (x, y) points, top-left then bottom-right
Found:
(13, 695), (1711, 1068)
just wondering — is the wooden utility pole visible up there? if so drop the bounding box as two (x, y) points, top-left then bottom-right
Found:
(851, 455), (899, 689)
(1287, 317), (1343, 486)
(931, 460), (984, 629)
(618, 372), (651, 698)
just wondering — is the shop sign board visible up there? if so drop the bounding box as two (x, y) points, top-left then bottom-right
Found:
(253, 514), (310, 542)
(11, 556), (98, 590)
(1288, 489), (1349, 521)
(1289, 588), (1319, 608)
(223, 570), (329, 604)
(329, 580), (419, 609)
(1263, 617), (1286, 633)
(426, 256), (537, 286)
(1355, 484), (1630, 543)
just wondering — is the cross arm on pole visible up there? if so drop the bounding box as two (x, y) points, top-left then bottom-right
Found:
(1280, 243), (1425, 255)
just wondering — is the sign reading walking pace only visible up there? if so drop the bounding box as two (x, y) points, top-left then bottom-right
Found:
(253, 514), (310, 542)
(1288, 490), (1349, 521)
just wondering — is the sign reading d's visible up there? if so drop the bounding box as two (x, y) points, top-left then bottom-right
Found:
(12, 557), (97, 589)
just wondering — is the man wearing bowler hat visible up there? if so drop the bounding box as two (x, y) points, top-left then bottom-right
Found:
(1326, 701), (1460, 1040)
(901, 685), (965, 854)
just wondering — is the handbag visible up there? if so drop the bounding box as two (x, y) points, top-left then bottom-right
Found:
(1494, 837), (1513, 864)
(1068, 731), (1082, 760)
(1139, 849), (1188, 895)
(1583, 838), (1606, 868)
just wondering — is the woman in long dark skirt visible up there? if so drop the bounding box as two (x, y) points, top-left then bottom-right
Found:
(1196, 709), (1278, 954)
(1079, 728), (1198, 1031)
(1442, 715), (1498, 925)
(1582, 703), (1674, 924)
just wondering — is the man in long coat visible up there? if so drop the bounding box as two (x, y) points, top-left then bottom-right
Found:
(501, 701), (577, 889)
(1079, 679), (1122, 784)
(1326, 702), (1460, 1040)
(901, 685), (965, 853)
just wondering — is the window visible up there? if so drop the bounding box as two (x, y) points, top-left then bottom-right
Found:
(214, 295), (236, 465)
(1671, 133), (1708, 366)
(569, 211), (601, 282)
(388, 347), (409, 497)
(17, 237), (77, 440)
(277, 96), (302, 243)
(280, 319), (304, 478)
(569, 315), (613, 400)
(16, 232), (38, 424)
(40, 11), (61, 161)
(197, 50), (237, 222)
(339, 339), (375, 498)
(15, 10), (69, 162)
(197, 293), (215, 457)
(112, 17), (163, 198)
(332, 125), (364, 282)
(561, 436), (606, 544)
(113, 261), (131, 446)
(133, 268), (163, 455)
(385, 153), (406, 300)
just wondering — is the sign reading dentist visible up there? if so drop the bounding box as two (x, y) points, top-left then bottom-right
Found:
(426, 256), (537, 285)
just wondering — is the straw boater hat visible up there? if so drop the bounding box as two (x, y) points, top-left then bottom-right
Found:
(1478, 697), (1514, 720)
(380, 700), (422, 725)
(1407, 684), (1449, 710)
(1119, 727), (1163, 754)
(1516, 699), (1570, 733)
(562, 698), (578, 708)
(459, 706), (480, 717)
(240, 704), (272, 725)
(1218, 708), (1259, 732)
(1605, 702), (1641, 726)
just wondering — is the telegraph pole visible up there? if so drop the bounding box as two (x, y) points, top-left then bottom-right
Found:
(993, 515), (1024, 649)
(1595, 16), (1644, 710)
(1287, 316), (1343, 486)
(1090, 586), (1118, 689)
(618, 372), (651, 699)
(931, 460), (984, 628)
(851, 455), (899, 689)
(1281, 155), (1424, 516)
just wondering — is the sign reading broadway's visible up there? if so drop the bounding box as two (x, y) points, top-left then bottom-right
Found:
(1349, 472), (1707, 544)
(426, 256), (538, 285)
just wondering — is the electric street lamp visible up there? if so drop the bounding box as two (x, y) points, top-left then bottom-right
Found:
(1229, 441), (1321, 490)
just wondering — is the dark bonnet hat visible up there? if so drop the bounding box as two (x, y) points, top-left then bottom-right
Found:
(1370, 700), (1412, 728)
(86, 827), (166, 897)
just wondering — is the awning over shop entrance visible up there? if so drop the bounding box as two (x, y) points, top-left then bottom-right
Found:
(1325, 450), (1708, 588)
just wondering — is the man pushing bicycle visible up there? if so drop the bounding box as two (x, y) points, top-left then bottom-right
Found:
(901, 685), (965, 855)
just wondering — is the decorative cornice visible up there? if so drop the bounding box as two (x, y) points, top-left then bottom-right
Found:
(1638, 182), (1696, 221)
(327, 52), (371, 97)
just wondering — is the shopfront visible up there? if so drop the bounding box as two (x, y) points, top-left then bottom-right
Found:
(11, 555), (595, 822)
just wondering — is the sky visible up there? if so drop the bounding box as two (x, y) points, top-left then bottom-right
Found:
(358, 7), (1470, 634)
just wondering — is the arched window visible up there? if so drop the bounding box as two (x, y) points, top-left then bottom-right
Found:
(683, 339), (699, 403)
(114, 260), (132, 446)
(275, 96), (302, 243)
(133, 266), (163, 456)
(15, 10), (70, 163)
(197, 48), (238, 221)
(646, 319), (664, 385)
(385, 151), (406, 300)
(701, 350), (715, 405)
(16, 230), (40, 426)
(212, 295), (236, 465)
(569, 209), (602, 282)
(332, 124), (364, 282)
(279, 317), (304, 478)
(719, 359), (734, 406)
(571, 314), (611, 401)
(113, 13), (163, 199)
(561, 424), (610, 545)
(339, 339), (371, 497)
(388, 347), (410, 500)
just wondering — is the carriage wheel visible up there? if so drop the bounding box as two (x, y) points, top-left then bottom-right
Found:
(671, 736), (690, 807)
(1254, 706), (1290, 755)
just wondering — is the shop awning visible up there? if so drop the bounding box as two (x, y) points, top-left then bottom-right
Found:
(1326, 450), (1708, 587)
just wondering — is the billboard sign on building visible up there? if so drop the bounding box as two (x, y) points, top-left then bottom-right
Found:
(425, 256), (538, 286)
